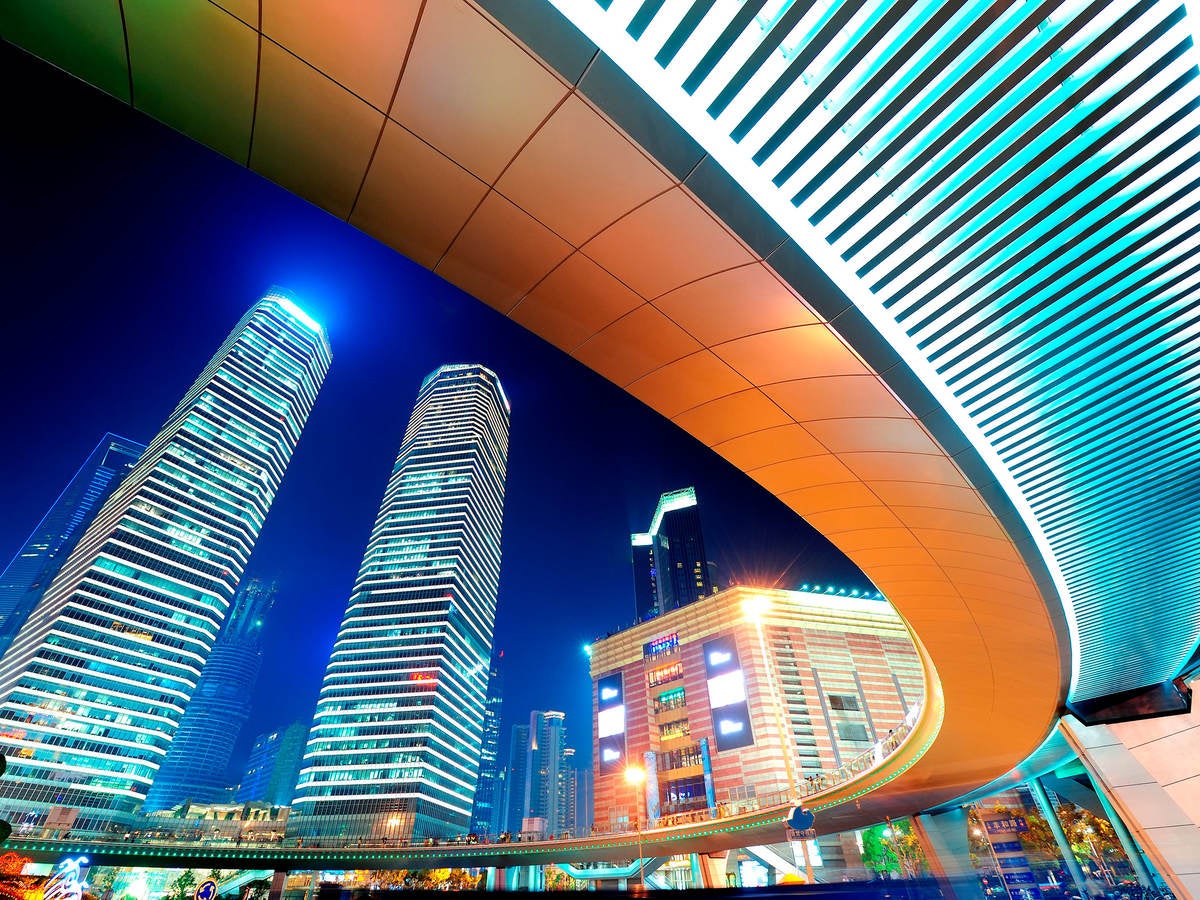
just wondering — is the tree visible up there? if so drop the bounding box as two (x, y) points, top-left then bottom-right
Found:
(860, 824), (899, 876)
(168, 870), (197, 900)
(0, 851), (32, 900)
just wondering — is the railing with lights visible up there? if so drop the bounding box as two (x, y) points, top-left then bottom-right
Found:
(11, 702), (922, 854)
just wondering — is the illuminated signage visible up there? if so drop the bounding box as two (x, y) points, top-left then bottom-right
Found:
(597, 673), (627, 773)
(706, 670), (747, 708)
(598, 706), (626, 738)
(643, 632), (679, 658)
(45, 857), (89, 900)
(703, 636), (754, 751)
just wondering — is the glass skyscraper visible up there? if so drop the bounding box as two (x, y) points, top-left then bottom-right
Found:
(237, 720), (307, 807)
(0, 292), (330, 835)
(142, 578), (279, 812)
(470, 648), (504, 836)
(502, 710), (569, 837)
(0, 434), (146, 658)
(291, 363), (510, 843)
(631, 487), (719, 620)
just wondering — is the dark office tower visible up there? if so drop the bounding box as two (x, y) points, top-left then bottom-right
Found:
(143, 578), (279, 812)
(470, 649), (504, 836)
(502, 723), (531, 834)
(292, 364), (511, 843)
(0, 434), (146, 657)
(630, 487), (716, 620)
(505, 711), (568, 836)
(237, 720), (308, 806)
(0, 292), (330, 836)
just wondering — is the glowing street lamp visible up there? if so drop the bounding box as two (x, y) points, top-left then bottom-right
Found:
(624, 764), (647, 889)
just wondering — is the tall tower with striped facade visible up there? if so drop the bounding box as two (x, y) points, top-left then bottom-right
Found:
(0, 291), (330, 834)
(291, 364), (510, 843)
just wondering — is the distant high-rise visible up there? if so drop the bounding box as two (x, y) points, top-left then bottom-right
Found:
(631, 487), (718, 620)
(143, 578), (279, 812)
(237, 720), (307, 807)
(0, 433), (146, 657)
(0, 292), (331, 835)
(291, 364), (510, 842)
(501, 722), (530, 834)
(470, 649), (504, 836)
(504, 711), (568, 836)
(564, 750), (593, 836)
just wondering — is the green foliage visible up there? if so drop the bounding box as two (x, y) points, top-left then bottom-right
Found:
(167, 870), (197, 900)
(860, 824), (899, 875)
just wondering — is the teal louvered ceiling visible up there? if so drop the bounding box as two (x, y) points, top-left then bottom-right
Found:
(552, 0), (1200, 702)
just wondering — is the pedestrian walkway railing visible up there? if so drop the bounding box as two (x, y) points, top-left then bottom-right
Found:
(28, 703), (922, 851)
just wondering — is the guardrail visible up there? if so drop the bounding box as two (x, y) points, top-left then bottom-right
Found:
(27, 703), (921, 851)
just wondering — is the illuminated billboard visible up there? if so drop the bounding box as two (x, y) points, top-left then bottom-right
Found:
(597, 673), (626, 772)
(703, 636), (754, 751)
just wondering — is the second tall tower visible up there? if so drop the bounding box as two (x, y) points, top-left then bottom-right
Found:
(292, 364), (510, 842)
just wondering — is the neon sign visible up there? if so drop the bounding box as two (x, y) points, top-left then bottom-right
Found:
(45, 856), (89, 900)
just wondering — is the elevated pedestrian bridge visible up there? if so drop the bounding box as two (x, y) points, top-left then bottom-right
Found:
(4, 0), (1199, 856)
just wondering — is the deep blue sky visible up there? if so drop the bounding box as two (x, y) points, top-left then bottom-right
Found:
(0, 44), (868, 775)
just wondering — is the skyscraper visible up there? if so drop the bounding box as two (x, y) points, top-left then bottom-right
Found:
(501, 722), (530, 835)
(0, 434), (146, 657)
(503, 710), (569, 837)
(142, 578), (279, 812)
(631, 487), (718, 620)
(291, 363), (510, 843)
(470, 648), (504, 836)
(564, 749), (593, 836)
(0, 291), (330, 835)
(237, 720), (307, 807)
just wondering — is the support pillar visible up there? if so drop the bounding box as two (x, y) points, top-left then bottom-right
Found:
(911, 808), (986, 900)
(696, 852), (728, 889)
(1061, 711), (1200, 898)
(484, 868), (505, 891)
(1091, 775), (1157, 888)
(267, 871), (288, 900)
(1028, 777), (1088, 895)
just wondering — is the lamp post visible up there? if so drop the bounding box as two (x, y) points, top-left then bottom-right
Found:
(624, 764), (647, 889)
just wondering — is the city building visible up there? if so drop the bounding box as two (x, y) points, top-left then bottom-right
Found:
(564, 749), (593, 836)
(469, 649), (504, 836)
(590, 585), (923, 868)
(500, 722), (530, 835)
(503, 711), (570, 837)
(0, 292), (331, 835)
(143, 578), (279, 812)
(237, 720), (308, 807)
(290, 363), (511, 843)
(631, 487), (719, 621)
(0, 433), (146, 657)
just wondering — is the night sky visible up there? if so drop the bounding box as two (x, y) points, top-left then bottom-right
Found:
(0, 44), (868, 776)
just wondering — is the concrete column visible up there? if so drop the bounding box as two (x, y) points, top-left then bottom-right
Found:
(696, 852), (728, 889)
(911, 808), (986, 900)
(1061, 711), (1200, 899)
(1028, 777), (1088, 895)
(1089, 776), (1157, 888)
(484, 868), (505, 891)
(267, 871), (288, 900)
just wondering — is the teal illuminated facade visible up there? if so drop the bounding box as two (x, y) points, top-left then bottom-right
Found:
(0, 292), (330, 835)
(142, 578), (280, 812)
(291, 364), (510, 843)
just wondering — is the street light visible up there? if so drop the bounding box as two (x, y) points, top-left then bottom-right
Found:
(624, 764), (647, 890)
